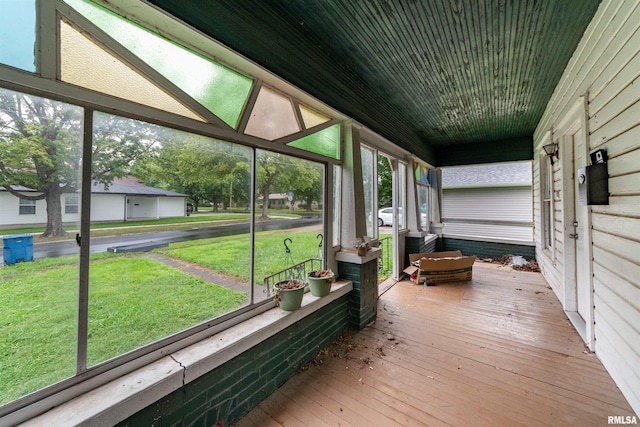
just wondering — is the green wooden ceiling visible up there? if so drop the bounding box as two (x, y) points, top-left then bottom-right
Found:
(147, 0), (601, 166)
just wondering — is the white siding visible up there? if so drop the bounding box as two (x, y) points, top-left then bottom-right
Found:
(158, 197), (186, 218)
(442, 187), (533, 241)
(91, 194), (126, 222)
(533, 0), (640, 414)
(1, 193), (186, 226)
(442, 223), (533, 242)
(0, 192), (69, 226)
(127, 196), (157, 219)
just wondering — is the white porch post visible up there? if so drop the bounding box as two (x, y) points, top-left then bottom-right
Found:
(340, 122), (367, 246)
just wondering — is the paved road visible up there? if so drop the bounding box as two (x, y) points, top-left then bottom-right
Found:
(1, 217), (321, 264)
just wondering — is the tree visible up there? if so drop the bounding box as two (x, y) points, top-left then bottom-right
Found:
(132, 134), (253, 213)
(0, 89), (157, 237)
(288, 160), (322, 212)
(226, 160), (251, 210)
(0, 90), (82, 237)
(377, 155), (392, 207)
(256, 151), (283, 219)
(255, 152), (321, 219)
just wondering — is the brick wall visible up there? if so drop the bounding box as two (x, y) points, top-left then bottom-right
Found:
(337, 258), (378, 329)
(404, 236), (437, 267)
(437, 237), (535, 259)
(117, 294), (350, 427)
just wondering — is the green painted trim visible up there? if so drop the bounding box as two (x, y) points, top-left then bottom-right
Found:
(437, 237), (535, 260)
(435, 137), (533, 166)
(404, 235), (437, 268)
(337, 259), (378, 329)
(116, 295), (350, 426)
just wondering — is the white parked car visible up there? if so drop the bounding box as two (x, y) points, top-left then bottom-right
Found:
(375, 207), (402, 226)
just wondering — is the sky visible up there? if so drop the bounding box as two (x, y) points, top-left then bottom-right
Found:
(0, 0), (36, 71)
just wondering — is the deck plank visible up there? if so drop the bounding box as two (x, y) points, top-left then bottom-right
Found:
(234, 262), (636, 426)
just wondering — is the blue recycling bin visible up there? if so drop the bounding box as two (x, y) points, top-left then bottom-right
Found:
(3, 234), (34, 265)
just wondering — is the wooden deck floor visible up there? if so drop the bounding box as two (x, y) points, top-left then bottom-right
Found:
(235, 262), (636, 426)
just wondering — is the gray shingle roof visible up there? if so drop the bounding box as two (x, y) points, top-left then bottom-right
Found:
(0, 185), (35, 192)
(2, 177), (187, 197)
(442, 162), (531, 187)
(90, 177), (187, 197)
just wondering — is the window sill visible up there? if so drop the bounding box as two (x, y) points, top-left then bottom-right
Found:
(441, 233), (535, 246)
(406, 231), (437, 241)
(336, 247), (381, 265)
(19, 281), (353, 427)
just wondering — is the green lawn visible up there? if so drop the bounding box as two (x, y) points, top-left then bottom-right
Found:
(0, 253), (245, 405)
(0, 227), (323, 405)
(87, 257), (246, 364)
(158, 229), (323, 281)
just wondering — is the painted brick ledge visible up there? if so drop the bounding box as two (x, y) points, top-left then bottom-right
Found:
(20, 281), (353, 427)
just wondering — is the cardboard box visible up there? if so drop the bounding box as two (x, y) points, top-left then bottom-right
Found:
(403, 250), (476, 284)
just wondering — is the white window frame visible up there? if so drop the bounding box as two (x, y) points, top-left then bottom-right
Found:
(65, 195), (79, 214)
(398, 161), (407, 230)
(417, 183), (430, 229)
(18, 198), (36, 215)
(0, 0), (343, 421)
(360, 144), (378, 239)
(541, 154), (554, 255)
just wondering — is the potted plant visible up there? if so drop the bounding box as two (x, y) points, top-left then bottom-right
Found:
(307, 269), (334, 297)
(273, 279), (306, 311)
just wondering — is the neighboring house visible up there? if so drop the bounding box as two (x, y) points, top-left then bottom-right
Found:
(441, 162), (533, 242)
(89, 177), (188, 221)
(258, 193), (304, 209)
(0, 177), (188, 227)
(264, 193), (292, 209)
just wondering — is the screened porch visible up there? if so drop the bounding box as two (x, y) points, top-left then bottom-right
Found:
(236, 262), (636, 427)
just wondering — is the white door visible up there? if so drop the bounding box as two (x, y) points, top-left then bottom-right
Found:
(571, 126), (590, 321)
